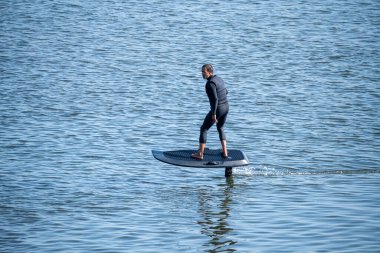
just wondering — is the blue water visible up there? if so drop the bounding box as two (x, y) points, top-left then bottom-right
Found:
(1, 0), (380, 252)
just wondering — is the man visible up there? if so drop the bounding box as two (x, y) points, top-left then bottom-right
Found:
(192, 64), (229, 160)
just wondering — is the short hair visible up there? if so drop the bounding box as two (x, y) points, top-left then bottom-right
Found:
(202, 64), (214, 74)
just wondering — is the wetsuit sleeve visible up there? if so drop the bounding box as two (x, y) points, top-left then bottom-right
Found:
(209, 82), (218, 115)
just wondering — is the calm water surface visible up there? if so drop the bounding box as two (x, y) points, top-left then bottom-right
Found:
(1, 0), (379, 252)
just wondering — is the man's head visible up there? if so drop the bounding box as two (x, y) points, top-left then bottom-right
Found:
(202, 64), (214, 79)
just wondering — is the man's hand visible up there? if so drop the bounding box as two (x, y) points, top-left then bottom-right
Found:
(211, 114), (218, 123)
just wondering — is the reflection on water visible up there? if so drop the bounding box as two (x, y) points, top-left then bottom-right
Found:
(198, 177), (236, 252)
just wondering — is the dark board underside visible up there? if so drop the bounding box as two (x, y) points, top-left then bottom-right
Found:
(152, 149), (249, 168)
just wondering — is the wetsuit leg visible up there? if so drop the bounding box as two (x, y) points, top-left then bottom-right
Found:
(216, 104), (229, 141)
(199, 111), (213, 143)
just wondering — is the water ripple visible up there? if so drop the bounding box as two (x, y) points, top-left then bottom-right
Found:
(1, 0), (380, 252)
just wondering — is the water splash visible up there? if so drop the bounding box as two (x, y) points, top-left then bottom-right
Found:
(233, 165), (380, 177)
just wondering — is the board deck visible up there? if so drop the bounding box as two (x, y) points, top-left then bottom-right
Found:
(152, 149), (249, 168)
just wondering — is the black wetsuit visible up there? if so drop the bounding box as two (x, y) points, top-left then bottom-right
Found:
(199, 75), (229, 144)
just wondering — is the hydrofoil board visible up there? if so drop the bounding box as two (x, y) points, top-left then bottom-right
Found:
(152, 149), (249, 168)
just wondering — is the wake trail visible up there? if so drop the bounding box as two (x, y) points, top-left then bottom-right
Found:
(233, 165), (380, 177)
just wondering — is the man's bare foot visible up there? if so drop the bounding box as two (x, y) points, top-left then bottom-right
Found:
(191, 152), (203, 160)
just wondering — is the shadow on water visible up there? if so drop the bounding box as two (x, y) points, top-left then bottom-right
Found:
(197, 177), (236, 253)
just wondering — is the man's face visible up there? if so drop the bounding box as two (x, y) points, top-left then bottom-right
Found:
(202, 68), (211, 79)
